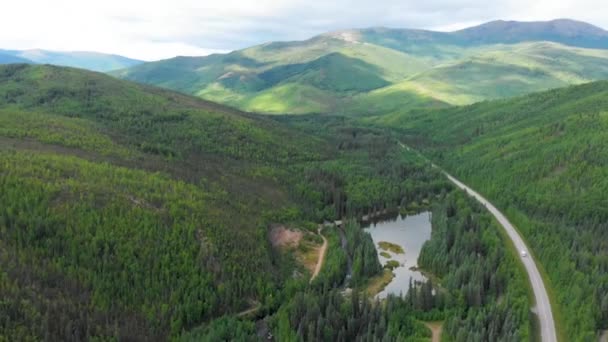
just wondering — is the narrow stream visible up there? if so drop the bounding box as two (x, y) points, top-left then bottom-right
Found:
(363, 211), (432, 298)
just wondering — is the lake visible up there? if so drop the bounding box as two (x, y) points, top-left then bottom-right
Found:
(363, 211), (432, 298)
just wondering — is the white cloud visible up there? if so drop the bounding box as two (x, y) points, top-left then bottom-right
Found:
(0, 0), (606, 60)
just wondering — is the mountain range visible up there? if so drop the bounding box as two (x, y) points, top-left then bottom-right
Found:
(114, 19), (608, 115)
(0, 49), (142, 72)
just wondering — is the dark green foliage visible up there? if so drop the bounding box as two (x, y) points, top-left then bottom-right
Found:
(180, 317), (259, 342)
(272, 289), (430, 342)
(0, 64), (325, 340)
(272, 190), (531, 342)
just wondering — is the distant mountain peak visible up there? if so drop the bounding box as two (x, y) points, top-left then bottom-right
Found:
(0, 48), (143, 72)
(323, 29), (363, 43)
(450, 18), (608, 48)
(457, 18), (608, 37)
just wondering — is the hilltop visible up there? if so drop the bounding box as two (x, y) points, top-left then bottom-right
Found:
(115, 19), (608, 115)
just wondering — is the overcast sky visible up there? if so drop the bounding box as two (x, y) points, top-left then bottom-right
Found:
(1, 0), (607, 61)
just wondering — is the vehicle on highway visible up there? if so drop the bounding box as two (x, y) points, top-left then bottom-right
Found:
(521, 250), (527, 257)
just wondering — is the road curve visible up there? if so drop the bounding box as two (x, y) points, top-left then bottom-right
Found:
(443, 172), (557, 342)
(310, 227), (328, 283)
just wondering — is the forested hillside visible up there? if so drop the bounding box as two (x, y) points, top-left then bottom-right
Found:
(115, 19), (608, 115)
(371, 81), (608, 340)
(0, 63), (327, 340)
(0, 63), (536, 341)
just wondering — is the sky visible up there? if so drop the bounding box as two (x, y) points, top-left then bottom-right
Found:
(1, 0), (607, 61)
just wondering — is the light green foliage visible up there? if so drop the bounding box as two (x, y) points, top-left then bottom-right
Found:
(0, 64), (323, 162)
(0, 150), (278, 339)
(385, 260), (400, 270)
(0, 109), (131, 156)
(378, 241), (405, 254)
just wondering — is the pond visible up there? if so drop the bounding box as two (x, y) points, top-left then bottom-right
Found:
(363, 211), (432, 298)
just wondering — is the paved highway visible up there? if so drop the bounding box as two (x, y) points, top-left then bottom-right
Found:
(397, 142), (557, 341)
(444, 172), (557, 342)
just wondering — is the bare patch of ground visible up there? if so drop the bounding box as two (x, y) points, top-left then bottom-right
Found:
(309, 227), (328, 282)
(269, 225), (303, 248)
(236, 301), (261, 318)
(600, 329), (608, 342)
(424, 321), (443, 342)
(269, 225), (324, 277)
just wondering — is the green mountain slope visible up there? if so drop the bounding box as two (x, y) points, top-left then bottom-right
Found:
(371, 81), (608, 340)
(386, 42), (608, 105)
(0, 64), (329, 340)
(115, 19), (608, 115)
(114, 36), (430, 114)
(0, 49), (143, 71)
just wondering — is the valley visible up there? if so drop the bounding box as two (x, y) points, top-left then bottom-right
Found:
(1, 13), (607, 342)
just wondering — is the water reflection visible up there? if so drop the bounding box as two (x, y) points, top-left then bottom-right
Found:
(363, 211), (432, 298)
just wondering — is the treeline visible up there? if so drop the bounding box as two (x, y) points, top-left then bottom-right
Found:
(343, 221), (383, 286)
